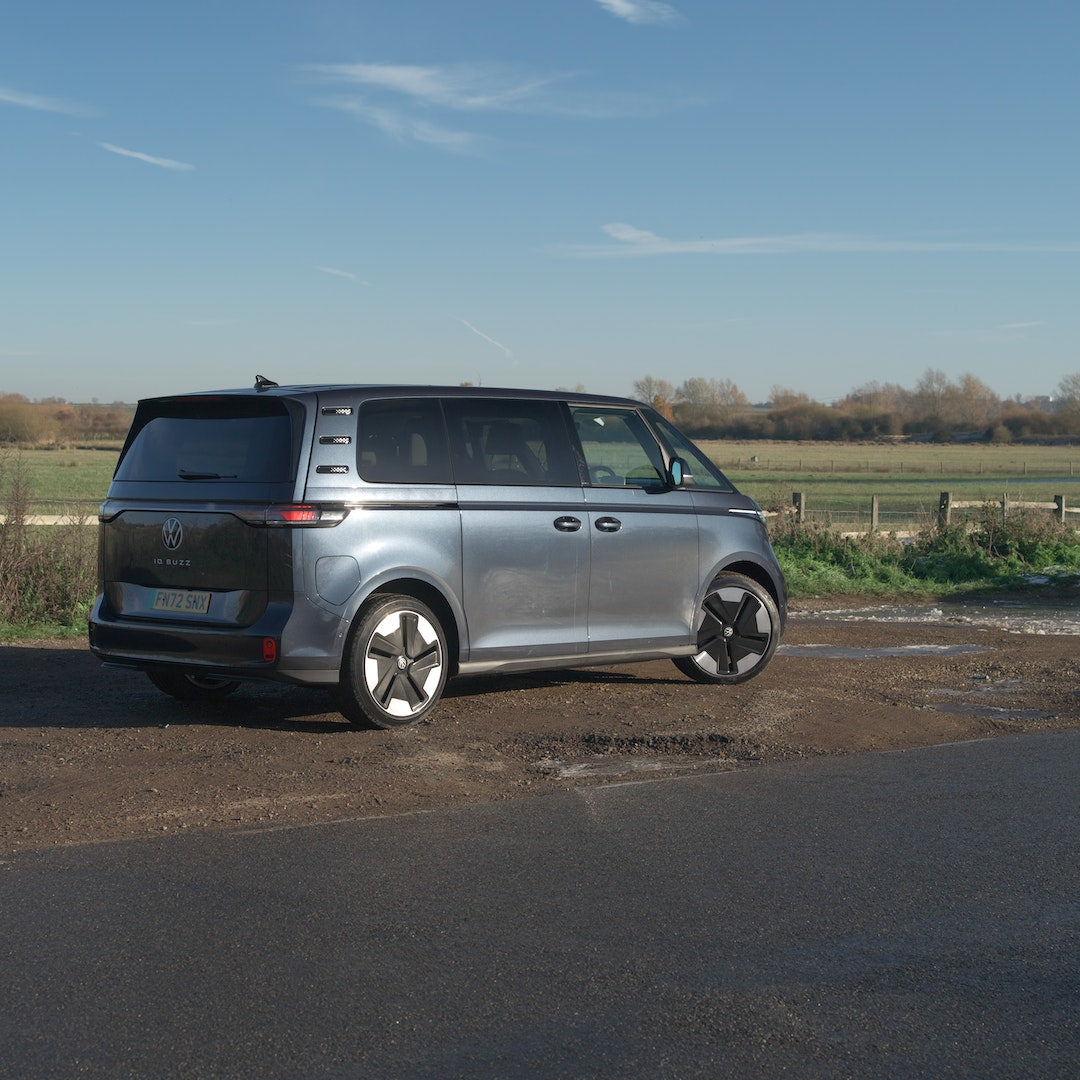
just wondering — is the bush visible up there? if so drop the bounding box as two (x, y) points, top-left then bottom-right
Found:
(0, 452), (96, 632)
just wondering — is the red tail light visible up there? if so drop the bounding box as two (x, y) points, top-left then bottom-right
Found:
(237, 505), (349, 528)
(263, 638), (278, 662)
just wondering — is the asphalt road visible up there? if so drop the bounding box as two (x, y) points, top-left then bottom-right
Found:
(2, 731), (1078, 1079)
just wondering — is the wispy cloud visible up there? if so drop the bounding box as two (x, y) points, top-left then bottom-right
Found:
(552, 223), (1080, 258)
(97, 141), (194, 171)
(0, 84), (96, 116)
(317, 266), (372, 285)
(997, 321), (1043, 331)
(457, 318), (514, 361)
(595, 0), (683, 25)
(310, 62), (567, 112)
(306, 60), (686, 150)
(316, 97), (486, 154)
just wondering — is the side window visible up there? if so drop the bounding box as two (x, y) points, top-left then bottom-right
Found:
(653, 416), (734, 492)
(570, 407), (668, 491)
(356, 399), (452, 484)
(444, 400), (578, 486)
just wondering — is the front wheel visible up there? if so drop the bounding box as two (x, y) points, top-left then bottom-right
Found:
(338, 594), (449, 729)
(147, 671), (241, 701)
(673, 573), (780, 685)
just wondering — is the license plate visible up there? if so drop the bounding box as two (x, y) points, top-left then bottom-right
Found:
(152, 589), (211, 615)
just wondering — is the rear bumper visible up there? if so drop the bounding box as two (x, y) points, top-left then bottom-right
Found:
(88, 595), (294, 682)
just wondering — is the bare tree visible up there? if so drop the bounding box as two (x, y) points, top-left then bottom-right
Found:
(632, 377), (676, 417)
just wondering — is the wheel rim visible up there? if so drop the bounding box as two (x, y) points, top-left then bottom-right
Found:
(692, 586), (772, 677)
(363, 609), (444, 719)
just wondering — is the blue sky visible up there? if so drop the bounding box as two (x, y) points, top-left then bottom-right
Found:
(2, 0), (1078, 404)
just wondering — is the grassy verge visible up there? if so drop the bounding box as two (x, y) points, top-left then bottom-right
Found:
(771, 506), (1080, 598)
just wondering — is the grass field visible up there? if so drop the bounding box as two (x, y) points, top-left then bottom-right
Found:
(2, 447), (122, 513)
(4, 440), (1080, 528)
(703, 441), (1080, 530)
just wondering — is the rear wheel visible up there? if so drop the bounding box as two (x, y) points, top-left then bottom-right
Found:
(147, 671), (241, 701)
(338, 594), (448, 729)
(674, 573), (779, 685)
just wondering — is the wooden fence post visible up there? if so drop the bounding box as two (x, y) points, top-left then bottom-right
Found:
(1001, 493), (1008, 521)
(1055, 495), (1065, 523)
(870, 495), (879, 532)
(792, 492), (806, 524)
(938, 492), (951, 529)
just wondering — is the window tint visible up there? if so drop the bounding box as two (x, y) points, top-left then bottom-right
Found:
(356, 400), (452, 484)
(115, 398), (297, 483)
(444, 400), (578, 486)
(653, 416), (734, 491)
(570, 407), (667, 491)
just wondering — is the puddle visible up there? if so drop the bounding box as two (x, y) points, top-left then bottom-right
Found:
(535, 755), (734, 779)
(778, 643), (991, 659)
(929, 703), (1052, 720)
(793, 602), (1080, 636)
(927, 679), (1054, 721)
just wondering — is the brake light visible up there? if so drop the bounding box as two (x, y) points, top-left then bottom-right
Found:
(276, 506), (319, 523)
(263, 638), (278, 662)
(236, 505), (349, 527)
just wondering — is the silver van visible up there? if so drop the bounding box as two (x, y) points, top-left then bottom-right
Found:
(89, 381), (787, 728)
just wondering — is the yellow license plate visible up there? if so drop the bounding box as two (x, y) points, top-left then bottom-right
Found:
(152, 589), (211, 615)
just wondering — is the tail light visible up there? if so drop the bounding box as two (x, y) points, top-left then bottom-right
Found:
(236, 505), (349, 528)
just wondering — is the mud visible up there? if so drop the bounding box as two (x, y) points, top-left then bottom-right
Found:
(2, 604), (1078, 854)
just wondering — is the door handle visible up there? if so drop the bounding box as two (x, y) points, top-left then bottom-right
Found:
(595, 516), (622, 533)
(553, 516), (582, 533)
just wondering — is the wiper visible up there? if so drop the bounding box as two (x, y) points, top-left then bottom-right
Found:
(177, 469), (238, 480)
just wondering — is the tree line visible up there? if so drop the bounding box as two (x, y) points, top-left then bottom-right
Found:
(633, 370), (1080, 443)
(0, 395), (134, 445)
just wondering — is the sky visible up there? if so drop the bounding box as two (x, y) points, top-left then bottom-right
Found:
(2, 0), (1078, 405)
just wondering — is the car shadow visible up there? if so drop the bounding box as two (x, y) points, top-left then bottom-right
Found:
(0, 643), (689, 733)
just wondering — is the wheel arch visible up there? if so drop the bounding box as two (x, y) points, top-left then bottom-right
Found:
(712, 558), (787, 626)
(345, 577), (462, 679)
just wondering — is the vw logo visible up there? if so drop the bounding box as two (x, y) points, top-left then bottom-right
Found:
(162, 518), (184, 551)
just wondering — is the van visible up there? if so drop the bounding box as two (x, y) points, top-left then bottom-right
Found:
(89, 381), (787, 728)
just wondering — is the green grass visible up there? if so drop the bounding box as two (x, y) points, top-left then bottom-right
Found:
(6, 446), (120, 512)
(700, 440), (1080, 528)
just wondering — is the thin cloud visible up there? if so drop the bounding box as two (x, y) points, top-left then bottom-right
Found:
(457, 318), (514, 361)
(97, 141), (194, 171)
(551, 223), (1080, 258)
(305, 60), (687, 150)
(308, 62), (568, 112)
(595, 0), (683, 25)
(317, 97), (486, 154)
(0, 84), (96, 116)
(998, 321), (1043, 331)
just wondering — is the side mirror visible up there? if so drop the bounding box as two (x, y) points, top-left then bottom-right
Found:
(670, 457), (691, 487)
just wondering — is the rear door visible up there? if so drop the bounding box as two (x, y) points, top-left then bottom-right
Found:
(99, 395), (303, 626)
(446, 398), (589, 661)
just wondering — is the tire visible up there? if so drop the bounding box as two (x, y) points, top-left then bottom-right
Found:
(147, 671), (241, 701)
(338, 594), (449, 729)
(673, 573), (780, 685)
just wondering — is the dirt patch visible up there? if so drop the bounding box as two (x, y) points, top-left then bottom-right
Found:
(2, 608), (1078, 854)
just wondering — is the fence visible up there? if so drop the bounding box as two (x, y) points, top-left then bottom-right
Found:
(780, 491), (1080, 537)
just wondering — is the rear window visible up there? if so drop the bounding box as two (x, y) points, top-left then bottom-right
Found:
(114, 397), (299, 484)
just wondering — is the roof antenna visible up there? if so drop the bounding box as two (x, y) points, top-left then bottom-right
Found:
(255, 374), (279, 392)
